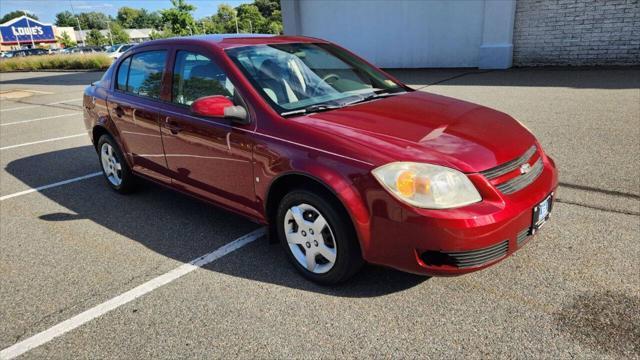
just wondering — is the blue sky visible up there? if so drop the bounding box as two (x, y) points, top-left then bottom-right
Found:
(1, 0), (252, 24)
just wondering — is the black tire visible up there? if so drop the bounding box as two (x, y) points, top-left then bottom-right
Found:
(276, 188), (364, 284)
(97, 134), (136, 194)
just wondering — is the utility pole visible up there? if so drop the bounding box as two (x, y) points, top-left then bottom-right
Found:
(235, 15), (239, 34)
(105, 21), (113, 46)
(23, 11), (36, 48)
(69, 1), (85, 47)
(249, 20), (252, 34)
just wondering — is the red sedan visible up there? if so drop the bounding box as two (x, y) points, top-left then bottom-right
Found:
(83, 35), (558, 284)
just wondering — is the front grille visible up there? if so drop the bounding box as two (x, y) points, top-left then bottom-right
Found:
(480, 145), (537, 180)
(517, 227), (531, 246)
(496, 157), (544, 194)
(422, 240), (509, 268)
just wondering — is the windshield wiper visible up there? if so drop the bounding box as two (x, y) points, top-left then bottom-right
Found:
(343, 91), (406, 107)
(280, 91), (406, 117)
(281, 103), (343, 117)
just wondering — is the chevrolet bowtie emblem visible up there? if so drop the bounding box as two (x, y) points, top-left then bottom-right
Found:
(520, 163), (532, 175)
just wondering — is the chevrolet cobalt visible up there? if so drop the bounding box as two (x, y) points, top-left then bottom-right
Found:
(83, 35), (558, 284)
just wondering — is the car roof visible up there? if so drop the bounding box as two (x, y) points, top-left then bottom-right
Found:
(137, 34), (327, 50)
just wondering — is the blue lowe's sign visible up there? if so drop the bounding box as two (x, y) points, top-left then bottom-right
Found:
(0, 16), (56, 44)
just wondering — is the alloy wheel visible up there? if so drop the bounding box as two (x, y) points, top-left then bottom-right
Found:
(100, 143), (123, 186)
(284, 203), (337, 274)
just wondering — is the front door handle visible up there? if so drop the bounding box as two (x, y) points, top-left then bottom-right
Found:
(165, 119), (182, 134)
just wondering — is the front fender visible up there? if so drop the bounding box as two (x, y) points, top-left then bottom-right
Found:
(257, 148), (374, 259)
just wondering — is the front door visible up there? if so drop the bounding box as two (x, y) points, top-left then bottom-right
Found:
(161, 50), (257, 216)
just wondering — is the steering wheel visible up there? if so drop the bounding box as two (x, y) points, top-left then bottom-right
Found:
(322, 73), (340, 84)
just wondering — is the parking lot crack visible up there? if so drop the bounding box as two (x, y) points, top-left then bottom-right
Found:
(559, 182), (640, 200)
(555, 198), (640, 217)
(414, 70), (495, 89)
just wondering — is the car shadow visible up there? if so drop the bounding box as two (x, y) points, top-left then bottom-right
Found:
(6, 146), (428, 297)
(0, 71), (105, 86)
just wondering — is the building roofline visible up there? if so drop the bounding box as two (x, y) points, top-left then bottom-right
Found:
(0, 15), (52, 27)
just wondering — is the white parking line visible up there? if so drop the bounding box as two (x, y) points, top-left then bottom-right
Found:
(0, 133), (86, 150)
(0, 99), (83, 112)
(1, 113), (82, 126)
(0, 227), (266, 360)
(0, 172), (102, 201)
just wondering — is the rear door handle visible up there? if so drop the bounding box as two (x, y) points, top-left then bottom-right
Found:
(114, 106), (125, 118)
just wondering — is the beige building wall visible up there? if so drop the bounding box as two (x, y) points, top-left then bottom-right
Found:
(53, 26), (78, 47)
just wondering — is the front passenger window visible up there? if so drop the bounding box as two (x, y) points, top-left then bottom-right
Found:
(172, 51), (235, 106)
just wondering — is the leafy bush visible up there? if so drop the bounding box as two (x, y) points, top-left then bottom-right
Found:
(0, 53), (112, 72)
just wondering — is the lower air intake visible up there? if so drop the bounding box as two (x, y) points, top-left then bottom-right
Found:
(421, 240), (509, 268)
(517, 228), (531, 246)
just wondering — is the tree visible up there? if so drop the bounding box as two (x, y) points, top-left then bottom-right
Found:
(55, 11), (78, 28)
(198, 19), (223, 35)
(109, 23), (130, 43)
(54, 11), (111, 30)
(56, 31), (76, 48)
(210, 4), (238, 33)
(116, 7), (140, 28)
(86, 29), (107, 46)
(236, 4), (265, 33)
(1, 11), (38, 24)
(253, 0), (280, 18)
(264, 9), (283, 34)
(117, 7), (162, 29)
(79, 12), (111, 30)
(160, 0), (197, 36)
(205, 1), (282, 35)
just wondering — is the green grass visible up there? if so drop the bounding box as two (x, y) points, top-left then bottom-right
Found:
(0, 53), (112, 72)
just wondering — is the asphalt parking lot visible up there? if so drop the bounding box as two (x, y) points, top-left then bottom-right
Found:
(1, 68), (638, 359)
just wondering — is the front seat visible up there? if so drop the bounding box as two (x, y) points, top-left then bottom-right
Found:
(257, 60), (298, 104)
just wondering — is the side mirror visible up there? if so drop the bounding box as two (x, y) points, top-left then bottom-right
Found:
(191, 95), (249, 124)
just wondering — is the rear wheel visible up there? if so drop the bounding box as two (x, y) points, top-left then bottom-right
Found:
(97, 134), (135, 194)
(277, 188), (363, 284)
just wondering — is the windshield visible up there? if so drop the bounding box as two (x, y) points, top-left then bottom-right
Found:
(226, 43), (407, 115)
(107, 45), (131, 53)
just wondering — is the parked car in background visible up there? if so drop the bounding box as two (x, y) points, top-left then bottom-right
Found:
(2, 48), (49, 58)
(83, 35), (558, 284)
(67, 46), (104, 54)
(105, 44), (134, 59)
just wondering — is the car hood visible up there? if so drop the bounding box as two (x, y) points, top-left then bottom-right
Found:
(295, 91), (537, 173)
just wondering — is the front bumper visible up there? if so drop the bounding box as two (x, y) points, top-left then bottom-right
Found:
(363, 153), (558, 276)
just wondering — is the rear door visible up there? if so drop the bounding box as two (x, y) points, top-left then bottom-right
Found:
(160, 48), (258, 217)
(107, 48), (171, 183)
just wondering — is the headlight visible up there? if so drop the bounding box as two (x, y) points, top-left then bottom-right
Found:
(372, 162), (481, 209)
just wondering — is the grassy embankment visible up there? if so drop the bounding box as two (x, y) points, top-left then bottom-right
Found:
(0, 53), (112, 72)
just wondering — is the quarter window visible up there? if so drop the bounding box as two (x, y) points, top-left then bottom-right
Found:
(115, 56), (131, 91)
(172, 51), (235, 106)
(126, 50), (167, 99)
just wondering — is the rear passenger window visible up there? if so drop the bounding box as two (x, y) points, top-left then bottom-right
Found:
(116, 56), (131, 91)
(127, 51), (167, 99)
(172, 51), (235, 106)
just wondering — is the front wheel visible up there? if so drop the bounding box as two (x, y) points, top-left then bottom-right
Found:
(277, 189), (363, 284)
